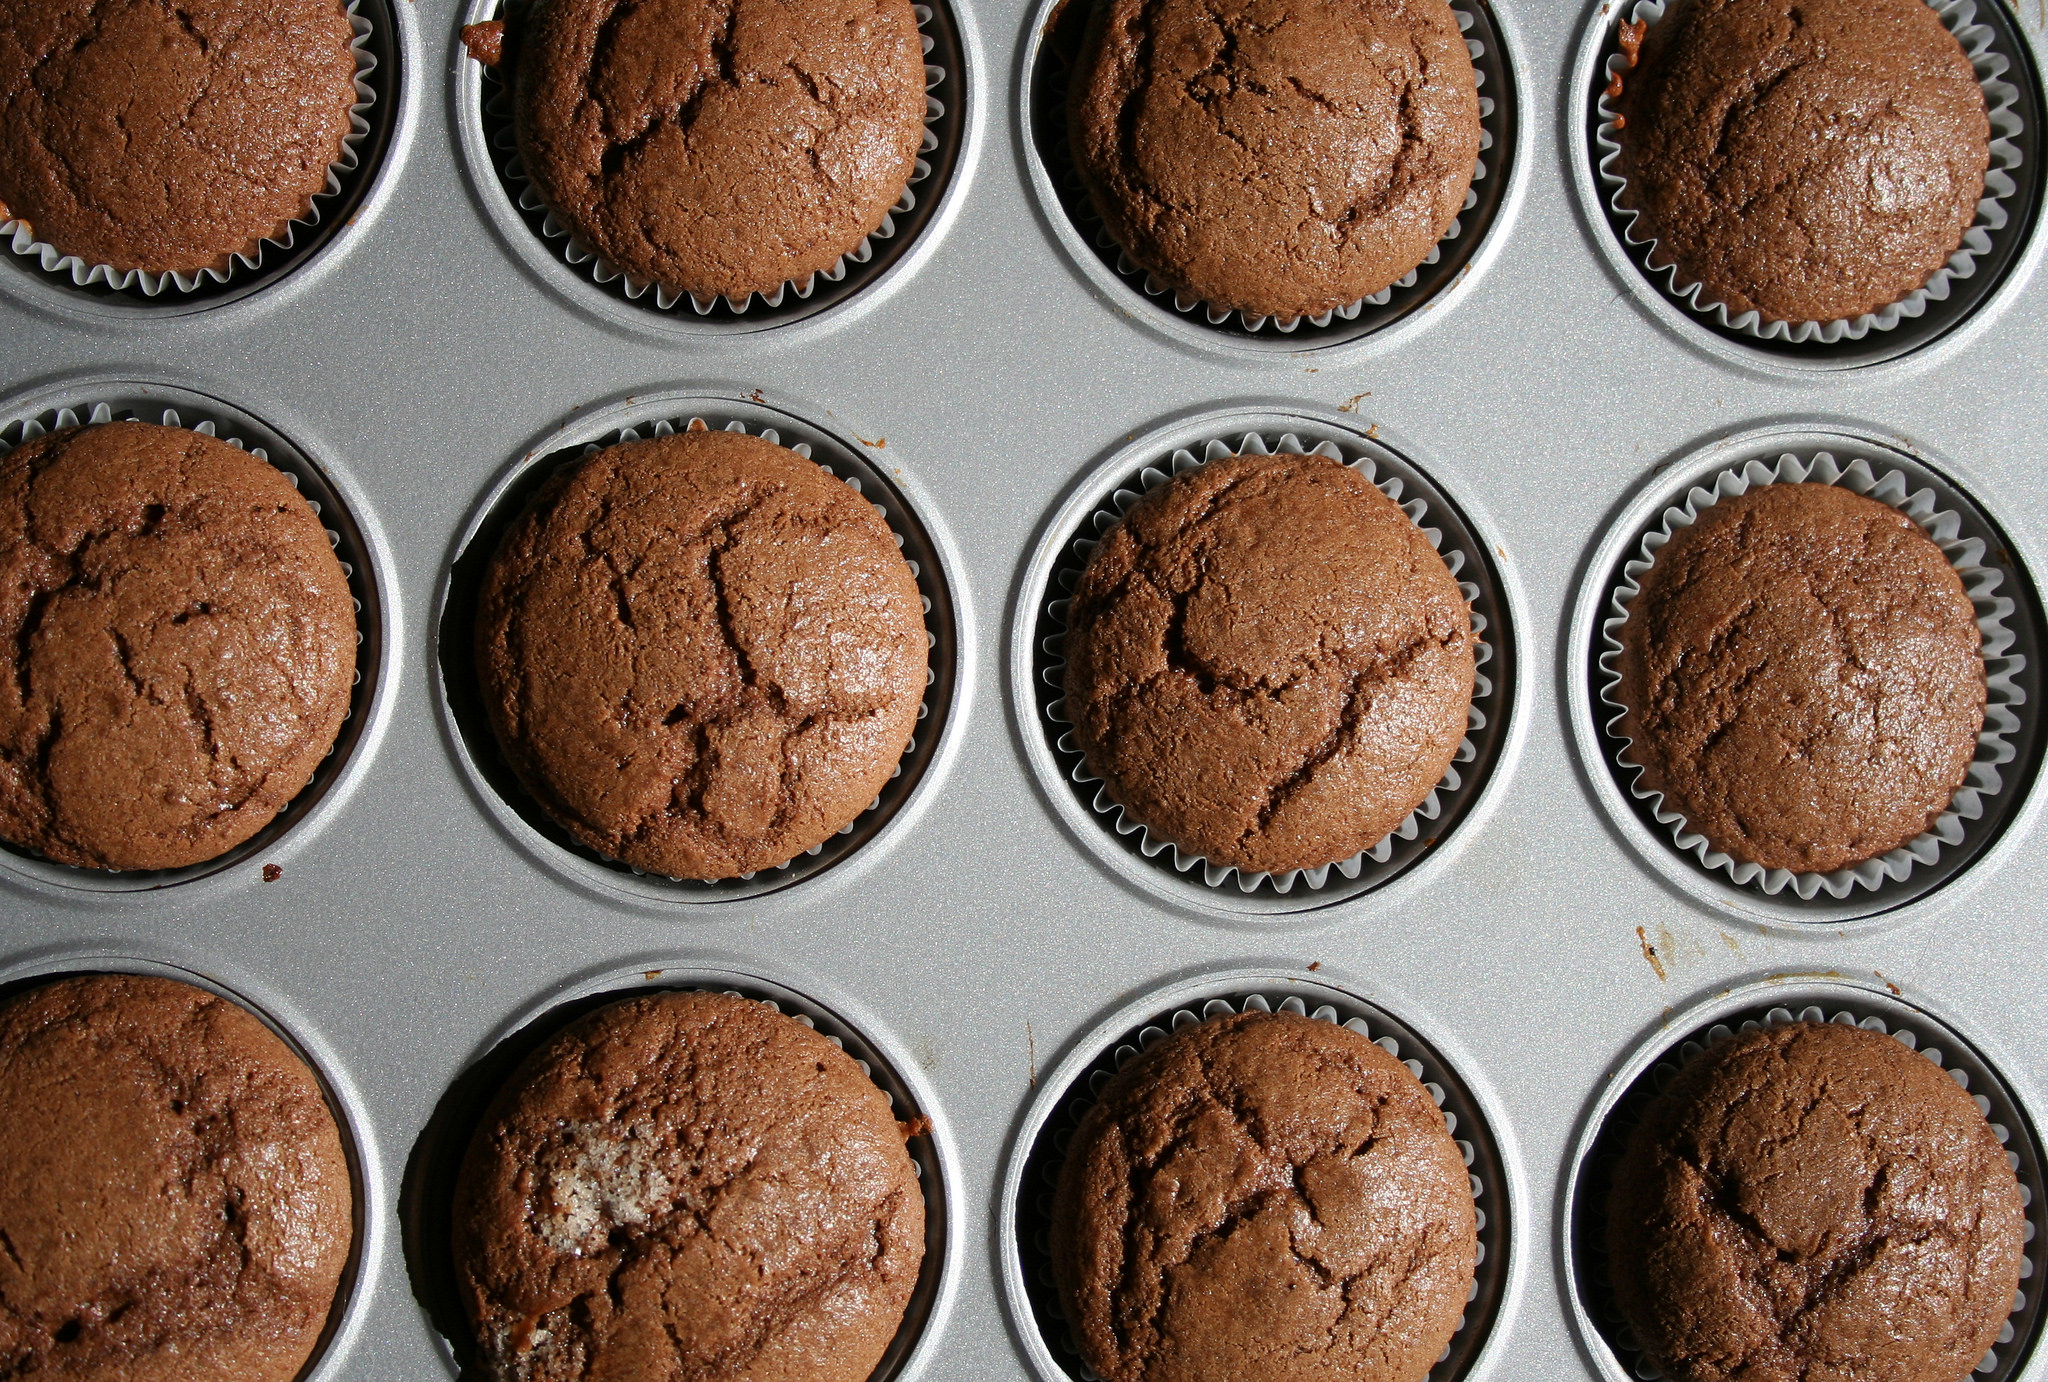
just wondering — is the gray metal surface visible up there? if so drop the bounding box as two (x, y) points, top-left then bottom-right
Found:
(2, 0), (2046, 1374)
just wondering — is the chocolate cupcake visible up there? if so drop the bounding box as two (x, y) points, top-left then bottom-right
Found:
(474, 427), (927, 881)
(0, 0), (360, 277)
(452, 990), (926, 1382)
(1061, 450), (1474, 877)
(1050, 1009), (1477, 1382)
(1066, 0), (1481, 323)
(0, 973), (354, 1382)
(0, 420), (359, 871)
(1616, 0), (1990, 324)
(1606, 1020), (2026, 1382)
(513, 0), (928, 304)
(1616, 481), (1984, 875)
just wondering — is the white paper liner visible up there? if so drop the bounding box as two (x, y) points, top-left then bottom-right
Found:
(475, 3), (946, 314)
(1593, 0), (2025, 344)
(506, 415), (937, 884)
(1587, 1002), (2040, 1382)
(1040, 430), (1496, 896)
(0, 401), (367, 875)
(1029, 992), (1495, 1381)
(1061, 4), (1497, 333)
(1, 0), (381, 298)
(1597, 451), (2026, 901)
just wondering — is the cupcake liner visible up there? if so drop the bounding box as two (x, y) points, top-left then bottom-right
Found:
(0, 0), (381, 298)
(474, 0), (946, 315)
(1018, 985), (1505, 1382)
(1055, 4), (1498, 333)
(1575, 993), (2044, 1382)
(1596, 450), (2026, 901)
(0, 398), (371, 881)
(477, 414), (941, 888)
(1593, 0), (2026, 345)
(1040, 430), (1496, 896)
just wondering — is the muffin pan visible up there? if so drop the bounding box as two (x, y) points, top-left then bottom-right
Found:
(4, 0), (2047, 1377)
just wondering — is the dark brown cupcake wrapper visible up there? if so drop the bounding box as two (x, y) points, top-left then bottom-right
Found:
(1596, 452), (2024, 901)
(1592, 0), (2025, 344)
(1041, 430), (1495, 896)
(1574, 990), (2042, 1382)
(476, 2), (945, 315)
(0, 0), (380, 298)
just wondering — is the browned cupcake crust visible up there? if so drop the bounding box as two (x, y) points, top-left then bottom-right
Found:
(1067, 0), (1480, 322)
(1061, 451), (1474, 876)
(452, 990), (926, 1382)
(0, 0), (358, 276)
(1617, 482), (1984, 875)
(475, 428), (927, 881)
(1618, 0), (1989, 323)
(1051, 1010), (1477, 1382)
(513, 0), (927, 302)
(0, 973), (355, 1382)
(1606, 1020), (2026, 1382)
(0, 421), (359, 872)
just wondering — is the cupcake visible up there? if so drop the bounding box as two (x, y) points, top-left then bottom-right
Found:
(474, 427), (927, 880)
(1606, 1020), (2025, 1382)
(0, 974), (354, 1382)
(1061, 450), (1474, 876)
(1066, 0), (1480, 323)
(0, 0), (359, 277)
(1616, 0), (1990, 324)
(1051, 1009), (1476, 1382)
(0, 421), (359, 871)
(1616, 482), (1984, 874)
(452, 990), (926, 1382)
(513, 0), (928, 303)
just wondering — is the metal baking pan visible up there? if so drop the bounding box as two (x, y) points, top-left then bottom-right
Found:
(3, 0), (2046, 1375)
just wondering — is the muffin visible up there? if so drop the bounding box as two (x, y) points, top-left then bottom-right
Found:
(1051, 1010), (1477, 1382)
(1616, 482), (1984, 874)
(1617, 0), (1990, 323)
(474, 427), (927, 880)
(0, 0), (358, 276)
(452, 990), (926, 1382)
(513, 0), (927, 303)
(1606, 1020), (2026, 1382)
(1061, 450), (1474, 876)
(1067, 0), (1480, 322)
(0, 420), (359, 871)
(0, 973), (354, 1382)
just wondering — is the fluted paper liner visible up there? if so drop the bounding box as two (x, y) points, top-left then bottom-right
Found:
(1597, 451), (2026, 900)
(1580, 999), (2041, 1382)
(1041, 430), (1495, 896)
(1593, 0), (2026, 344)
(1, 0), (381, 299)
(495, 415), (937, 884)
(474, 4), (947, 315)
(1027, 990), (1496, 1381)
(0, 400), (367, 875)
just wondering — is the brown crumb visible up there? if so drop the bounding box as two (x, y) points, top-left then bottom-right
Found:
(1635, 925), (1667, 982)
(642, 970), (663, 981)
(1306, 961), (1321, 972)
(460, 20), (504, 66)
(897, 1115), (931, 1140)
(262, 863), (283, 882)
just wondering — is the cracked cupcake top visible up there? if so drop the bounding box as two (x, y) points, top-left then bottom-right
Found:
(1615, 482), (1984, 875)
(0, 421), (358, 871)
(1616, 0), (1989, 324)
(0, 973), (354, 1382)
(1050, 1010), (1477, 1382)
(0, 0), (358, 275)
(513, 0), (928, 302)
(474, 428), (927, 881)
(1605, 1020), (2026, 1382)
(452, 990), (927, 1382)
(1060, 450), (1473, 877)
(1066, 0), (1479, 322)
